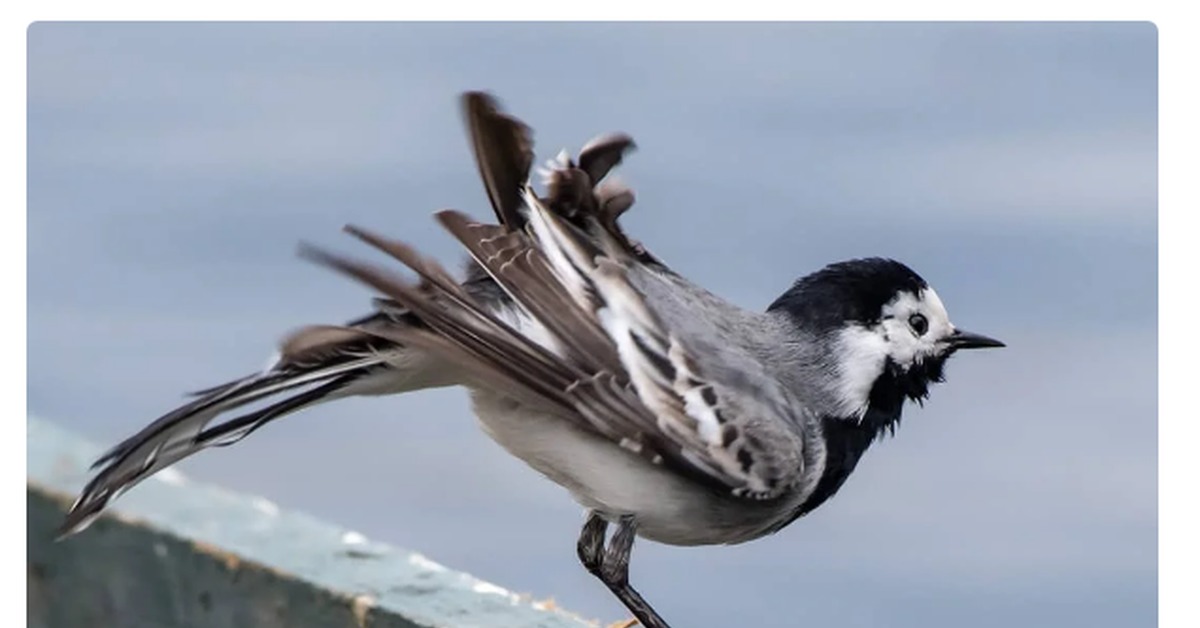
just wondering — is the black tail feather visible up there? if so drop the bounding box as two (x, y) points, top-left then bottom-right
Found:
(60, 363), (379, 539)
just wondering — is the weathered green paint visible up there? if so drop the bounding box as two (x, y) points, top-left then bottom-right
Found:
(26, 417), (595, 628)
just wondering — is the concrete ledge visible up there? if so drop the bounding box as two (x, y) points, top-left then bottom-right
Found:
(26, 416), (593, 628)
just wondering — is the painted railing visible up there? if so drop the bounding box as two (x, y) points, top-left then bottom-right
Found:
(26, 416), (595, 628)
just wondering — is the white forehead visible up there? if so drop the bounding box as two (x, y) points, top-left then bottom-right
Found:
(882, 287), (951, 323)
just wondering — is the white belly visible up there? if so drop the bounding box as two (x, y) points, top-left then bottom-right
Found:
(470, 391), (795, 546)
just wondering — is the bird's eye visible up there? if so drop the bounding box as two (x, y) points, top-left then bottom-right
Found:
(908, 313), (929, 336)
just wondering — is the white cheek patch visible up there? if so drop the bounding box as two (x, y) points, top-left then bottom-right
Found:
(880, 318), (921, 365)
(832, 325), (888, 419)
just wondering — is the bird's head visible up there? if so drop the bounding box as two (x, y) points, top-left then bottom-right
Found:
(769, 257), (1004, 423)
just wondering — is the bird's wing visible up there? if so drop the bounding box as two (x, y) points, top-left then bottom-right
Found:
(59, 91), (649, 538)
(465, 90), (661, 270)
(463, 91), (535, 229)
(513, 189), (811, 498)
(307, 187), (808, 500)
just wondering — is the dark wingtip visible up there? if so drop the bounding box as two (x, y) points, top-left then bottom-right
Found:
(434, 208), (474, 230)
(461, 90), (499, 116)
(296, 241), (336, 266)
(577, 132), (638, 185)
(460, 90), (535, 229)
(342, 223), (368, 239)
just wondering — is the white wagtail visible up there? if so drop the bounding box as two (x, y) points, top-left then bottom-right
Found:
(60, 92), (1004, 628)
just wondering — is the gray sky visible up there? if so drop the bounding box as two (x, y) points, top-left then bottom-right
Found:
(27, 22), (1156, 627)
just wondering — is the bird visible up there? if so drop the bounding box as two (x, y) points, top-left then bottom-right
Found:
(60, 91), (1005, 628)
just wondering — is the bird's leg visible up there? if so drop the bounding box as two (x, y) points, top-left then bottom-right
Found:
(575, 511), (672, 628)
(577, 510), (608, 576)
(599, 516), (669, 628)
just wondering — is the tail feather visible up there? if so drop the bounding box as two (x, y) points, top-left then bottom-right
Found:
(60, 350), (397, 538)
(90, 374), (273, 469)
(92, 351), (386, 470)
(195, 374), (358, 449)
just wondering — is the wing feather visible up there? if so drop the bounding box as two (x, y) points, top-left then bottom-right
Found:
(308, 188), (806, 499)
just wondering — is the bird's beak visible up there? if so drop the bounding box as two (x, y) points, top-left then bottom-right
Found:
(947, 329), (1006, 350)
